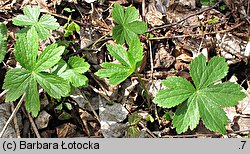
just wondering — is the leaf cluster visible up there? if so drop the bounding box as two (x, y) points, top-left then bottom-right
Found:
(153, 54), (246, 134)
(2, 5), (91, 117)
(12, 5), (59, 40)
(3, 27), (70, 116)
(52, 56), (90, 87)
(112, 4), (148, 45)
(95, 36), (143, 85)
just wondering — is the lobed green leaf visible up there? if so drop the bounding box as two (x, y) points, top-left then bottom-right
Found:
(14, 26), (38, 70)
(12, 5), (40, 26)
(111, 4), (148, 45)
(154, 54), (246, 134)
(95, 36), (143, 85)
(58, 56), (89, 87)
(60, 70), (88, 87)
(12, 5), (59, 40)
(25, 75), (40, 117)
(39, 14), (59, 30)
(68, 56), (90, 73)
(23, 5), (40, 23)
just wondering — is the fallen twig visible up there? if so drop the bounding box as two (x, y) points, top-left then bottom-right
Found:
(0, 90), (8, 98)
(82, 92), (101, 124)
(0, 93), (25, 138)
(11, 102), (20, 138)
(149, 22), (245, 40)
(147, 0), (223, 32)
(27, 111), (41, 138)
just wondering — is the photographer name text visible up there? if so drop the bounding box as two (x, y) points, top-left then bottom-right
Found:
(2, 140), (100, 151)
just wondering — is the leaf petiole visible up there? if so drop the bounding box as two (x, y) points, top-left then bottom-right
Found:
(135, 71), (151, 108)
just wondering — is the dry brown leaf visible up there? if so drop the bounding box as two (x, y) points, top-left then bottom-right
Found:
(56, 123), (77, 138)
(35, 110), (51, 129)
(0, 103), (16, 138)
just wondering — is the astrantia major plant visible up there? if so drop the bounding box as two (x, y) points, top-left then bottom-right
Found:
(153, 54), (246, 134)
(3, 27), (71, 117)
(112, 4), (148, 45)
(95, 36), (143, 85)
(12, 5), (59, 40)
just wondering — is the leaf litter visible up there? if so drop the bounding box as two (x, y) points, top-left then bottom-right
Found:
(0, 0), (250, 138)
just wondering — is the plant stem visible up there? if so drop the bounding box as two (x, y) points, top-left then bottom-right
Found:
(135, 71), (151, 108)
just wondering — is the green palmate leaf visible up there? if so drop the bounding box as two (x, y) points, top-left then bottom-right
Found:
(0, 23), (7, 63)
(25, 75), (40, 117)
(14, 27), (38, 70)
(34, 44), (65, 72)
(3, 68), (31, 102)
(12, 5), (59, 40)
(13, 5), (40, 26)
(35, 72), (70, 99)
(3, 22), (70, 117)
(95, 37), (142, 85)
(59, 56), (90, 87)
(153, 54), (246, 134)
(112, 4), (148, 44)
